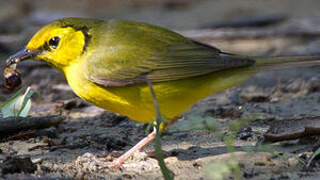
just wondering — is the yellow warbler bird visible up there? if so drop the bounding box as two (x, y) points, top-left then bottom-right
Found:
(5, 17), (320, 167)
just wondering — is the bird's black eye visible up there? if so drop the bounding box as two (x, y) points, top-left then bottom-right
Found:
(48, 36), (60, 49)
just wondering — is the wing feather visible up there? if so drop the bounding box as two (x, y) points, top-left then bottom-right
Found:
(84, 20), (255, 87)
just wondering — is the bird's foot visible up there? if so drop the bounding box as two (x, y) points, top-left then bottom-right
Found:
(93, 158), (123, 168)
(76, 152), (125, 169)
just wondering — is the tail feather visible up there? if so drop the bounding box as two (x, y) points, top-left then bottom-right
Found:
(253, 55), (320, 70)
(221, 52), (320, 70)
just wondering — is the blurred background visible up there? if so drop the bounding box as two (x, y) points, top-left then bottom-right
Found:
(1, 0), (320, 56)
(2, 0), (320, 28)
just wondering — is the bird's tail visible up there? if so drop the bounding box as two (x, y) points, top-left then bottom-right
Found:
(221, 52), (320, 70)
(254, 55), (320, 69)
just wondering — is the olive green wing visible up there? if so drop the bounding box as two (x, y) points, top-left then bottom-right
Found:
(83, 20), (255, 87)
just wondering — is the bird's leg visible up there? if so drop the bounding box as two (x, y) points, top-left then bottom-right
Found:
(79, 129), (156, 168)
(138, 117), (181, 155)
(106, 129), (156, 167)
(85, 126), (175, 168)
(105, 80), (162, 167)
(80, 129), (156, 168)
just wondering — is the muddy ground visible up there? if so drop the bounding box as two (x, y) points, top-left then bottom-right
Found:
(2, 1), (320, 180)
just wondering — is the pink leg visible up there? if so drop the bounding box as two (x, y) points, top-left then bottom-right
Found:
(84, 117), (179, 168)
(92, 129), (156, 168)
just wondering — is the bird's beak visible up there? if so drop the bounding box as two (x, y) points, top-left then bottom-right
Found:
(6, 48), (41, 67)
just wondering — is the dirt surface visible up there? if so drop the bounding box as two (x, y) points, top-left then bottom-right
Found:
(2, 1), (320, 180)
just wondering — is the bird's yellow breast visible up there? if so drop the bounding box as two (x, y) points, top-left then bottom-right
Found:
(64, 63), (256, 123)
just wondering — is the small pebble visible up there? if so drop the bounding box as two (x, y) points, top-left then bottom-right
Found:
(288, 157), (299, 167)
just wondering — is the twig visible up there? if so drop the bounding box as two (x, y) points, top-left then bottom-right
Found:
(0, 115), (64, 138)
(5, 130), (37, 141)
(263, 115), (320, 142)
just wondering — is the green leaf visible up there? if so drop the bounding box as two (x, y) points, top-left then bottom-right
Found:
(0, 87), (37, 118)
(17, 87), (38, 117)
(307, 147), (320, 167)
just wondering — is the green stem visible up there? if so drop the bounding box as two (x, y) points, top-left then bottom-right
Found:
(147, 80), (174, 180)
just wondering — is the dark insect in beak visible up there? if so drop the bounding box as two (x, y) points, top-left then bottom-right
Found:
(4, 65), (21, 90)
(4, 48), (40, 90)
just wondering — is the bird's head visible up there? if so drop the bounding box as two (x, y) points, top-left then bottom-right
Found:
(6, 18), (100, 70)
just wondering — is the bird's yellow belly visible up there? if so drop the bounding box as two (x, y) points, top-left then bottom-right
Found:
(64, 65), (256, 123)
